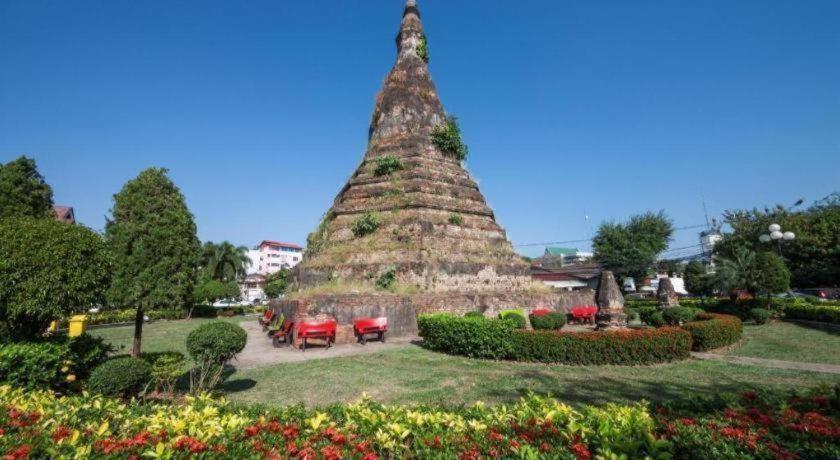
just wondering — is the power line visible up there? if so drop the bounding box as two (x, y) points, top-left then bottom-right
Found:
(513, 224), (708, 248)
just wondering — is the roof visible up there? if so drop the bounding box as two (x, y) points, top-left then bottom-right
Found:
(544, 247), (579, 256)
(531, 263), (600, 282)
(52, 205), (75, 224)
(258, 240), (303, 250)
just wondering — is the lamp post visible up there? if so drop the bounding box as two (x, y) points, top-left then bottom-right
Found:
(759, 223), (795, 257)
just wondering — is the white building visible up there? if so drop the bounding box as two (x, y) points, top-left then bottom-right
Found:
(247, 240), (304, 275)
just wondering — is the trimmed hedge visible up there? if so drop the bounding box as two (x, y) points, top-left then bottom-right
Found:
(750, 308), (772, 324)
(662, 307), (701, 326)
(498, 309), (526, 329)
(529, 312), (566, 330)
(783, 303), (840, 324)
(0, 334), (111, 390)
(512, 328), (692, 365)
(682, 313), (742, 351)
(418, 314), (691, 365)
(417, 314), (514, 359)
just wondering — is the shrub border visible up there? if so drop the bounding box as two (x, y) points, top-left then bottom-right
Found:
(681, 313), (743, 351)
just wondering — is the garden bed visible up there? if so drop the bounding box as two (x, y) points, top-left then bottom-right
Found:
(1, 384), (836, 459)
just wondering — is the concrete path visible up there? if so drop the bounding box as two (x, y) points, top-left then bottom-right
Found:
(691, 352), (840, 374)
(233, 320), (418, 370)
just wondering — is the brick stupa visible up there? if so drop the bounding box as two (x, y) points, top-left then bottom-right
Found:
(276, 0), (591, 342)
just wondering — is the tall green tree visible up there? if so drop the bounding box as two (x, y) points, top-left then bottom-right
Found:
(713, 248), (789, 296)
(200, 241), (251, 281)
(106, 168), (200, 357)
(592, 211), (674, 280)
(0, 218), (110, 340)
(263, 269), (290, 299)
(715, 193), (839, 287)
(0, 156), (54, 219)
(683, 260), (714, 297)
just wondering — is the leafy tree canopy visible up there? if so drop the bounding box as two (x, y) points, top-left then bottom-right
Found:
(683, 260), (715, 297)
(592, 211), (674, 280)
(0, 218), (111, 339)
(0, 156), (54, 219)
(714, 193), (839, 287)
(200, 241), (251, 281)
(714, 248), (790, 295)
(263, 269), (290, 299)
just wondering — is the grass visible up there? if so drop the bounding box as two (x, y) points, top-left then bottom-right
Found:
(722, 321), (840, 365)
(91, 317), (840, 409)
(91, 316), (244, 356)
(220, 346), (839, 408)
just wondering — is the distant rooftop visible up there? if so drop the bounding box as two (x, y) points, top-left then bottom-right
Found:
(544, 247), (579, 256)
(258, 240), (303, 250)
(52, 205), (75, 224)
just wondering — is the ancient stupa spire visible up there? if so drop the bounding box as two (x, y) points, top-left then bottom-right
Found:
(368, 0), (443, 143)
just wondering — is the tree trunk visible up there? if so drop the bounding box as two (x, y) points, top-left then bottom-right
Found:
(132, 305), (144, 357)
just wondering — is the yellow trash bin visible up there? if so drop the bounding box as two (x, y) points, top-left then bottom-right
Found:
(68, 315), (89, 337)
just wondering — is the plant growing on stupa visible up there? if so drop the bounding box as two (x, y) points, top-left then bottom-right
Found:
(416, 35), (429, 62)
(376, 267), (397, 290)
(352, 212), (380, 237)
(373, 156), (404, 176)
(431, 116), (468, 161)
(448, 213), (463, 225)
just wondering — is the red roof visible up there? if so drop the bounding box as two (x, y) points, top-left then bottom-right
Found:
(259, 240), (303, 250)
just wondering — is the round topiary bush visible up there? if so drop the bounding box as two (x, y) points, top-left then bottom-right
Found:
(186, 321), (247, 392)
(87, 357), (152, 398)
(750, 308), (772, 325)
(529, 312), (567, 330)
(463, 311), (485, 319)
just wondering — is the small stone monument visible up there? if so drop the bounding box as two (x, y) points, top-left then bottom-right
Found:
(595, 270), (627, 330)
(656, 277), (679, 308)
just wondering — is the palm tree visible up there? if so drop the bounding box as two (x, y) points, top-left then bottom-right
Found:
(201, 241), (251, 281)
(714, 246), (758, 294)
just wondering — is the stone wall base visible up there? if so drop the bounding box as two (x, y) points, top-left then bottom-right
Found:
(270, 289), (595, 345)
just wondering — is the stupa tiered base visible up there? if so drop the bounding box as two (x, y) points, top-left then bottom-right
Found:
(272, 289), (595, 345)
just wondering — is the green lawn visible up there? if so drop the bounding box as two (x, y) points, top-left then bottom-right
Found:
(91, 316), (244, 356)
(221, 346), (839, 408)
(723, 321), (840, 365)
(91, 317), (840, 408)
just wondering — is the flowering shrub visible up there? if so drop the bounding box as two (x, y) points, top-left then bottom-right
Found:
(682, 313), (743, 351)
(0, 334), (111, 391)
(512, 327), (692, 365)
(0, 386), (667, 459)
(656, 387), (840, 459)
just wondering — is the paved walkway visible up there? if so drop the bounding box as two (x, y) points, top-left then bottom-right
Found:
(691, 352), (840, 374)
(233, 320), (418, 370)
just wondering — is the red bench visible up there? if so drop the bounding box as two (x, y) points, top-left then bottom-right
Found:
(570, 305), (597, 324)
(270, 320), (294, 348)
(353, 317), (388, 345)
(296, 320), (337, 351)
(531, 308), (552, 316)
(258, 310), (274, 329)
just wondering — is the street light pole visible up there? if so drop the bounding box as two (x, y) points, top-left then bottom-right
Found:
(759, 223), (795, 258)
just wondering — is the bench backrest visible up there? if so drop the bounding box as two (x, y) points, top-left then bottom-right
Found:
(263, 310), (273, 321)
(570, 306), (597, 316)
(297, 320), (337, 336)
(354, 317), (388, 329)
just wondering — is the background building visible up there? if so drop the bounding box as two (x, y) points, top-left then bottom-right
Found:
(246, 240), (304, 275)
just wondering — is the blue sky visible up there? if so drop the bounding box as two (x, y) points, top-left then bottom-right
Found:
(1, 0), (838, 257)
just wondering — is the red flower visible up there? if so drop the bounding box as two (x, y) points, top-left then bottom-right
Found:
(173, 436), (206, 454)
(5, 444), (31, 460)
(283, 424), (300, 439)
(741, 391), (758, 402)
(569, 442), (591, 460)
(320, 444), (342, 460)
(509, 439), (520, 449)
(299, 446), (316, 460)
(678, 417), (697, 426)
(488, 430), (504, 442)
(488, 448), (499, 458)
(52, 425), (72, 442)
(719, 426), (747, 440)
(540, 442), (551, 452)
(354, 441), (371, 453)
(244, 424), (261, 437)
(361, 454), (378, 460)
(0, 428), (5, 436)
(285, 442), (299, 456)
(265, 421), (282, 433)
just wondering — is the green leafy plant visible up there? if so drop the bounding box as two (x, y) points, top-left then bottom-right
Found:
(418, 314), (516, 359)
(783, 302), (840, 324)
(186, 321), (247, 393)
(0, 156), (54, 219)
(0, 217), (111, 340)
(464, 311), (485, 319)
(430, 116), (468, 161)
(0, 334), (111, 392)
(750, 308), (773, 325)
(352, 212), (380, 237)
(415, 35), (429, 62)
(448, 213), (463, 225)
(373, 156), (404, 176)
(529, 312), (567, 330)
(498, 310), (527, 329)
(141, 351), (186, 394)
(87, 357), (152, 399)
(375, 267), (397, 290)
